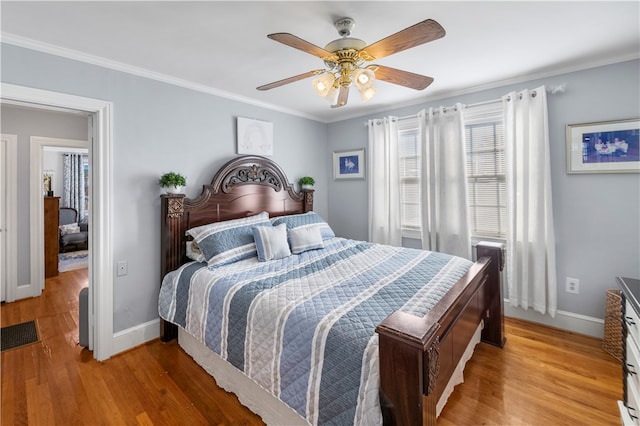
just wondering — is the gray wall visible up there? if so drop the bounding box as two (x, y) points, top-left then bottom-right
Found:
(0, 106), (88, 285)
(327, 59), (640, 320)
(1, 43), (329, 333)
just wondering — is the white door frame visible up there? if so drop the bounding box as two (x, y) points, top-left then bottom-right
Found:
(0, 134), (18, 303)
(30, 137), (88, 298)
(1, 83), (114, 361)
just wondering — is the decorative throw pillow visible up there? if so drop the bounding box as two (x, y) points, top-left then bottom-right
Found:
(288, 225), (324, 254)
(187, 211), (271, 268)
(59, 223), (80, 235)
(252, 223), (291, 262)
(271, 212), (335, 240)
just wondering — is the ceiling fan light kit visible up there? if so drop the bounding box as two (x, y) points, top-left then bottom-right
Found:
(257, 17), (446, 108)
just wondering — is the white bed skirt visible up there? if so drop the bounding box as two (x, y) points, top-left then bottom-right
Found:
(179, 328), (309, 425)
(178, 321), (484, 425)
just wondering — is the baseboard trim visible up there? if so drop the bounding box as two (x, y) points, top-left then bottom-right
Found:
(505, 301), (604, 339)
(112, 318), (160, 355)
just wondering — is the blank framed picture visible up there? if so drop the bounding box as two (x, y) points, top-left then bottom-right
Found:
(237, 117), (273, 156)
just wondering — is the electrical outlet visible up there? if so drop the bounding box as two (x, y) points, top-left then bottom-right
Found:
(117, 261), (128, 277)
(566, 277), (579, 294)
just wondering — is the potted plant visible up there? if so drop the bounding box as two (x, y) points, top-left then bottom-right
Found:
(159, 172), (187, 194)
(298, 176), (315, 190)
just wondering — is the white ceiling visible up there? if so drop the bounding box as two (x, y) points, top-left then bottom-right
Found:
(2, 1), (639, 123)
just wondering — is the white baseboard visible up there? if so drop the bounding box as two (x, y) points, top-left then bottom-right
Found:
(112, 318), (160, 356)
(504, 301), (604, 339)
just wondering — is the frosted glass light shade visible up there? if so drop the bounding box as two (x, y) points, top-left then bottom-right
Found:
(312, 73), (336, 97)
(359, 86), (377, 102)
(354, 68), (375, 90)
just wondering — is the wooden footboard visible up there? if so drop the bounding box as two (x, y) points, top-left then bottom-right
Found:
(376, 243), (504, 425)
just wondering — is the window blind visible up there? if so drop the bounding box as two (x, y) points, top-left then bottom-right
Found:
(398, 119), (421, 234)
(465, 118), (507, 238)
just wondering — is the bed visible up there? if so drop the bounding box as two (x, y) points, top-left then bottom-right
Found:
(159, 155), (505, 425)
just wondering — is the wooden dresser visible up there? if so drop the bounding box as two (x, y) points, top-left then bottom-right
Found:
(619, 276), (640, 425)
(44, 196), (60, 278)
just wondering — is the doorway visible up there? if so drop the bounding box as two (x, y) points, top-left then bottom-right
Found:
(1, 83), (113, 361)
(42, 143), (90, 276)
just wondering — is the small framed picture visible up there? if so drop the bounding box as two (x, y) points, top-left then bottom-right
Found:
(333, 149), (365, 180)
(566, 118), (639, 174)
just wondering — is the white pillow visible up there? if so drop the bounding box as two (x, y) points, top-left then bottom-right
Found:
(289, 225), (324, 254)
(59, 223), (80, 236)
(252, 223), (291, 262)
(186, 241), (206, 263)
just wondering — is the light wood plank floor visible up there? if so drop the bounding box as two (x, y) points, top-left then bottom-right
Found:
(2, 269), (622, 425)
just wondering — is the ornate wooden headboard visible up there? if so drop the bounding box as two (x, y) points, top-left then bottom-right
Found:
(159, 155), (314, 340)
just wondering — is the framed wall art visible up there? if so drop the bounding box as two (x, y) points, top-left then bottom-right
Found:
(237, 117), (273, 156)
(333, 149), (365, 180)
(566, 118), (639, 174)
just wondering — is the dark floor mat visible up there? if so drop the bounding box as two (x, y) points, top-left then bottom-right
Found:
(1, 320), (39, 351)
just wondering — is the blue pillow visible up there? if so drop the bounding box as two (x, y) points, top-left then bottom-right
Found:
(289, 225), (324, 254)
(252, 223), (291, 261)
(187, 212), (271, 268)
(271, 212), (335, 240)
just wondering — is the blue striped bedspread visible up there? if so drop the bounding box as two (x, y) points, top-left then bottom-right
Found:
(158, 237), (472, 425)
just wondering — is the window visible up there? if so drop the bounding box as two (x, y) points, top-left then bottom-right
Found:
(395, 106), (507, 241)
(397, 117), (421, 237)
(464, 106), (507, 239)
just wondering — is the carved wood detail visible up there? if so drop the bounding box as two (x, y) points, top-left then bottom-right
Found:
(425, 336), (440, 395)
(167, 197), (184, 219)
(221, 164), (282, 193)
(303, 189), (314, 212)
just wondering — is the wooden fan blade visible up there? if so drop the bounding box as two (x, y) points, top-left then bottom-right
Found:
(372, 65), (434, 90)
(257, 69), (325, 91)
(362, 19), (445, 60)
(268, 33), (336, 60)
(332, 86), (349, 108)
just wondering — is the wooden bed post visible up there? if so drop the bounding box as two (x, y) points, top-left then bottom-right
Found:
(160, 193), (185, 342)
(477, 243), (506, 348)
(377, 316), (440, 425)
(302, 189), (314, 213)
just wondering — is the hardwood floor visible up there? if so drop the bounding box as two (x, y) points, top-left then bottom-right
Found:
(2, 272), (623, 425)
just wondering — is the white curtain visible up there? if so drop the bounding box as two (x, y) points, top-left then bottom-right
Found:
(63, 153), (87, 223)
(503, 86), (557, 316)
(418, 106), (471, 259)
(367, 117), (402, 246)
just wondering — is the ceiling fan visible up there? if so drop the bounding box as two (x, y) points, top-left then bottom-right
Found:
(257, 17), (446, 108)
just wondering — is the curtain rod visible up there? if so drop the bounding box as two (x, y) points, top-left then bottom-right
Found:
(364, 84), (566, 126)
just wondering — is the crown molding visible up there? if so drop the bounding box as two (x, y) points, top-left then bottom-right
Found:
(2, 32), (638, 125)
(1, 32), (323, 122)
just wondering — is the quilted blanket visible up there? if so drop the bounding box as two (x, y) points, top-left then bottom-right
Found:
(158, 237), (472, 425)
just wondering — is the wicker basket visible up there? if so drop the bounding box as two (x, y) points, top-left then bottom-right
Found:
(603, 289), (622, 361)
